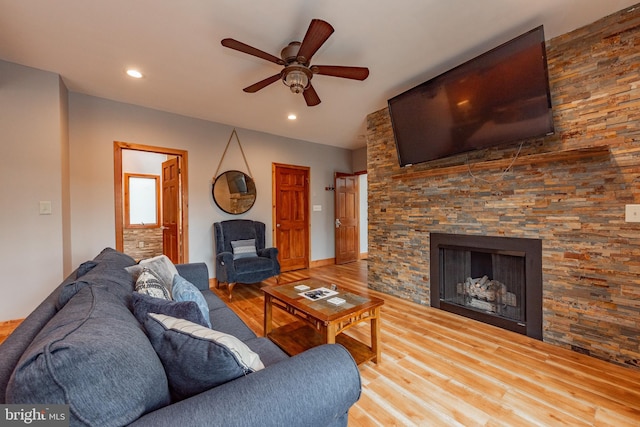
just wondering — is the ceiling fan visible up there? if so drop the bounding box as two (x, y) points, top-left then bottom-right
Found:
(221, 19), (369, 106)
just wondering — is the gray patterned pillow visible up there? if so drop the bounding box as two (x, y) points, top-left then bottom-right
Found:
(231, 239), (257, 260)
(135, 268), (171, 300)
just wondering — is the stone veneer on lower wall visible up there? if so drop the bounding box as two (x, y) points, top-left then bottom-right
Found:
(366, 5), (640, 369)
(123, 227), (163, 261)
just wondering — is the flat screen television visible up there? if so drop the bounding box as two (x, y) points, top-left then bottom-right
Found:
(388, 26), (554, 167)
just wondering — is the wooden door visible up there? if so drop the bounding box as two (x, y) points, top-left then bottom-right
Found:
(335, 173), (359, 264)
(273, 164), (310, 272)
(162, 157), (181, 263)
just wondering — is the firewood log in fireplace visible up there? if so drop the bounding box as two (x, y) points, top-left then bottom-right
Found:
(456, 276), (517, 307)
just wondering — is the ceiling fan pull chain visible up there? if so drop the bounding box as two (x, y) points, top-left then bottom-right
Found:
(214, 128), (253, 179)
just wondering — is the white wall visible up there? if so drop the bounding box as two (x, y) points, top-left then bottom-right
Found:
(352, 146), (367, 172)
(0, 60), (67, 320)
(0, 59), (353, 321)
(68, 93), (352, 279)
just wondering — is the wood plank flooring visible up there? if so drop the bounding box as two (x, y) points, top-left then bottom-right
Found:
(213, 260), (640, 427)
(0, 319), (22, 344)
(2, 261), (638, 425)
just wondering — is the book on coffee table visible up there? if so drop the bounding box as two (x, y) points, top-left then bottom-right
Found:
(298, 287), (338, 301)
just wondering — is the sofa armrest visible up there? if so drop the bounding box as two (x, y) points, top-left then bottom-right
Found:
(130, 344), (361, 427)
(175, 263), (210, 291)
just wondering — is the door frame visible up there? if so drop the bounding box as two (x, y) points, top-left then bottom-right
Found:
(114, 141), (189, 263)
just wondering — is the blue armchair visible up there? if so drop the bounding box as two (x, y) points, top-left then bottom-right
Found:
(214, 220), (280, 298)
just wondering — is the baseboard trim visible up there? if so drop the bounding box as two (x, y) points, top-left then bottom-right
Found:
(310, 258), (335, 268)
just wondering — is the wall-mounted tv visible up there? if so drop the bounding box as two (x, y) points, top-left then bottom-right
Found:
(388, 26), (554, 167)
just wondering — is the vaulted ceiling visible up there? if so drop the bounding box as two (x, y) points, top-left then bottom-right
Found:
(0, 0), (636, 149)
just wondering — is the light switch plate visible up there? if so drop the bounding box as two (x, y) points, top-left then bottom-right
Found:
(625, 204), (640, 222)
(313, 205), (322, 212)
(39, 201), (52, 215)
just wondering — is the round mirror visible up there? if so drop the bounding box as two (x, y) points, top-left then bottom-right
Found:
(212, 170), (257, 215)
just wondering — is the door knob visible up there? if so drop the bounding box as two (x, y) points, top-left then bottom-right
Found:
(335, 218), (341, 228)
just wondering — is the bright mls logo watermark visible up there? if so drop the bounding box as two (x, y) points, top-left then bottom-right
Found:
(0, 405), (68, 426)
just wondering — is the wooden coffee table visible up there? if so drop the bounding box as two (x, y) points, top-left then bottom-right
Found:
(262, 279), (384, 364)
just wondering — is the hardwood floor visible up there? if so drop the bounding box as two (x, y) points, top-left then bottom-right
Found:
(2, 261), (638, 425)
(0, 319), (22, 344)
(214, 260), (640, 427)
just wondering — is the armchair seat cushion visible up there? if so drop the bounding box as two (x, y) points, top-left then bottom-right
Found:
(234, 256), (275, 273)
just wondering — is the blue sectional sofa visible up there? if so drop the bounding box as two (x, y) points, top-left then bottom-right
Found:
(0, 248), (361, 426)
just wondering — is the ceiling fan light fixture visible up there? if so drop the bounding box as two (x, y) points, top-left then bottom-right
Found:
(222, 19), (368, 106)
(283, 69), (308, 94)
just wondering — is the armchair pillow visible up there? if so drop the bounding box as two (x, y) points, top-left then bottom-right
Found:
(231, 239), (257, 260)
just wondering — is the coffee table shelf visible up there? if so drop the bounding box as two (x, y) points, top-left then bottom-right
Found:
(262, 279), (384, 365)
(268, 321), (377, 365)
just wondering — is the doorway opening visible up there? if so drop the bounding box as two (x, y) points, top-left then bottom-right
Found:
(114, 141), (189, 263)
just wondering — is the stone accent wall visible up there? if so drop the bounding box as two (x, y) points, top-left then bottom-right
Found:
(123, 227), (163, 261)
(367, 5), (640, 368)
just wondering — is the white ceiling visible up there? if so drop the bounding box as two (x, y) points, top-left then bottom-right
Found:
(0, 0), (636, 150)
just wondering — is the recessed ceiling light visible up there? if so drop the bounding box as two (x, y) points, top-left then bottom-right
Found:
(287, 114), (297, 120)
(126, 69), (143, 79)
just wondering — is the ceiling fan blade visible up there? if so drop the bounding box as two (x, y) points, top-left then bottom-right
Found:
(303, 84), (321, 106)
(296, 19), (334, 64)
(312, 65), (370, 80)
(243, 74), (282, 93)
(221, 38), (284, 65)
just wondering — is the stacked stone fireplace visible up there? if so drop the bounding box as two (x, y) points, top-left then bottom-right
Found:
(430, 233), (542, 339)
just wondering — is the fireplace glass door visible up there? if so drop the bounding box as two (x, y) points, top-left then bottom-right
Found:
(440, 247), (525, 323)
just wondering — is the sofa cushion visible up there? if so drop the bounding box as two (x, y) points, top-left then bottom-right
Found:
(93, 246), (137, 265)
(132, 292), (208, 328)
(7, 286), (170, 427)
(135, 267), (171, 300)
(209, 306), (257, 342)
(77, 260), (98, 276)
(145, 313), (264, 401)
(200, 289), (229, 311)
(172, 275), (211, 328)
(231, 238), (257, 260)
(243, 337), (290, 367)
(56, 247), (137, 309)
